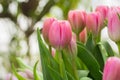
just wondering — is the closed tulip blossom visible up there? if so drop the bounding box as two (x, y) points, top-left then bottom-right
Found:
(51, 48), (56, 57)
(95, 6), (109, 20)
(18, 69), (33, 79)
(65, 33), (77, 55)
(108, 8), (120, 42)
(5, 69), (33, 80)
(68, 10), (86, 35)
(79, 28), (87, 43)
(86, 12), (103, 35)
(49, 20), (72, 49)
(6, 74), (18, 80)
(42, 18), (56, 44)
(103, 57), (120, 80)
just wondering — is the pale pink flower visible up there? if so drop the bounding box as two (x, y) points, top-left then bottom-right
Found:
(86, 12), (103, 35)
(108, 7), (120, 42)
(79, 28), (87, 43)
(68, 10), (86, 34)
(103, 57), (120, 80)
(42, 18), (56, 44)
(49, 20), (72, 49)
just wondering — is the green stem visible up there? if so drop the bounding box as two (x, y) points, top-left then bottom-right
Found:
(116, 42), (120, 55)
(93, 32), (101, 44)
(49, 45), (52, 54)
(59, 53), (63, 77)
(72, 57), (79, 80)
(67, 49), (79, 80)
(57, 50), (64, 77)
(76, 34), (79, 41)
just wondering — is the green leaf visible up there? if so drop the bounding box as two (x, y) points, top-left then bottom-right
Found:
(62, 50), (78, 80)
(33, 61), (43, 80)
(47, 65), (63, 80)
(101, 41), (114, 57)
(86, 34), (104, 71)
(86, 34), (95, 53)
(78, 70), (89, 79)
(93, 44), (104, 71)
(16, 58), (32, 70)
(66, 71), (75, 80)
(77, 42), (102, 80)
(37, 28), (61, 80)
(12, 64), (27, 80)
(80, 77), (92, 80)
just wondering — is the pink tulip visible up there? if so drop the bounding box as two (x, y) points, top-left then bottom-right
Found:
(5, 69), (33, 80)
(86, 12), (103, 35)
(18, 69), (33, 79)
(68, 10), (86, 34)
(42, 18), (56, 44)
(108, 7), (120, 42)
(103, 57), (120, 80)
(79, 28), (87, 43)
(5, 74), (18, 80)
(95, 6), (109, 20)
(49, 20), (72, 49)
(51, 48), (56, 57)
(65, 33), (77, 55)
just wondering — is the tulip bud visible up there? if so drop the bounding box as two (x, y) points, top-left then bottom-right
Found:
(95, 6), (109, 20)
(42, 18), (56, 44)
(86, 12), (103, 35)
(103, 57), (120, 80)
(49, 20), (72, 50)
(79, 28), (87, 43)
(108, 7), (120, 42)
(65, 33), (77, 55)
(68, 10), (86, 35)
(51, 48), (55, 57)
(18, 69), (33, 79)
(5, 74), (18, 80)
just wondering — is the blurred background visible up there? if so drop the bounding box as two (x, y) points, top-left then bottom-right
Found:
(0, 0), (120, 79)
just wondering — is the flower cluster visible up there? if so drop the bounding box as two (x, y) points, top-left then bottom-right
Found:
(7, 5), (120, 80)
(41, 5), (120, 80)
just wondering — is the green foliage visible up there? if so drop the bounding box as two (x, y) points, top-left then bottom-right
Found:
(33, 61), (42, 80)
(80, 77), (92, 80)
(86, 34), (104, 71)
(16, 58), (32, 70)
(101, 41), (115, 57)
(37, 27), (116, 80)
(77, 42), (102, 80)
(37, 28), (64, 80)
(12, 64), (27, 80)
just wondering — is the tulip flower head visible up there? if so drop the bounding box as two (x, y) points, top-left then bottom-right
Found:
(95, 5), (109, 20)
(86, 12), (103, 35)
(103, 57), (120, 80)
(79, 28), (87, 43)
(42, 18), (56, 44)
(68, 10), (86, 35)
(49, 20), (72, 50)
(6, 74), (18, 80)
(5, 69), (33, 80)
(51, 48), (56, 57)
(108, 8), (120, 42)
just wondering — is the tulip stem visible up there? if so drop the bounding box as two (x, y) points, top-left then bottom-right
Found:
(92, 32), (101, 44)
(58, 50), (65, 78)
(72, 58), (79, 80)
(76, 34), (79, 41)
(116, 42), (120, 55)
(49, 45), (52, 54)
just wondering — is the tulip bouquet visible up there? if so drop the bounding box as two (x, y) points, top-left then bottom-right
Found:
(8, 6), (120, 80)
